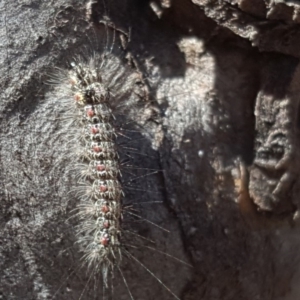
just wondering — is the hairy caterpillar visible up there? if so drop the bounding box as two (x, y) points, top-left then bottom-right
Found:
(47, 28), (192, 299)
(58, 55), (127, 287)
(0, 15), (192, 298)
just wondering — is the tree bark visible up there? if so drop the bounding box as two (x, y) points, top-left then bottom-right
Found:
(1, 0), (300, 299)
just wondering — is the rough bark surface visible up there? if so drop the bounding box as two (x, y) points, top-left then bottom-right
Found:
(1, 0), (300, 300)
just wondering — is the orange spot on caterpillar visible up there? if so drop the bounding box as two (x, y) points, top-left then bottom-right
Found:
(103, 221), (110, 228)
(69, 76), (77, 85)
(74, 93), (83, 102)
(91, 126), (99, 134)
(87, 108), (94, 117)
(93, 145), (102, 152)
(101, 205), (109, 213)
(96, 164), (105, 171)
(101, 236), (109, 246)
(99, 184), (107, 192)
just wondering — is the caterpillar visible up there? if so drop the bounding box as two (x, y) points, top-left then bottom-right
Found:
(0, 20), (192, 300)
(46, 28), (191, 299)
(0, 1), (200, 298)
(63, 55), (125, 286)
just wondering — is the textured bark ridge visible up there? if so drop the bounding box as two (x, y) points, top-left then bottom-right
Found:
(249, 58), (300, 214)
(2, 0), (300, 300)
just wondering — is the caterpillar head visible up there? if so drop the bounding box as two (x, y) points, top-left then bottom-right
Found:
(70, 62), (110, 104)
(85, 82), (110, 104)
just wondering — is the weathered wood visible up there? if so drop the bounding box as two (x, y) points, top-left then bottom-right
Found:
(1, 1), (300, 299)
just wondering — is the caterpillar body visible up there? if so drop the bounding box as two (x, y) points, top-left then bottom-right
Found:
(44, 29), (192, 299)
(1, 7), (192, 297)
(67, 59), (123, 285)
